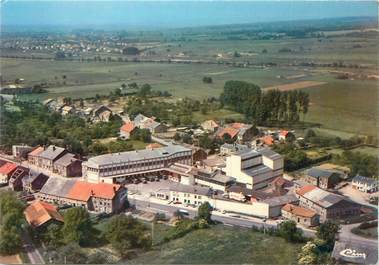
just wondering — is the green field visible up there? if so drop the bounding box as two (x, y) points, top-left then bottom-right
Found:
(2, 36), (378, 137)
(128, 225), (303, 264)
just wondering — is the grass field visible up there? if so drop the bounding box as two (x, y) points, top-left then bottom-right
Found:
(2, 57), (378, 136)
(128, 225), (303, 264)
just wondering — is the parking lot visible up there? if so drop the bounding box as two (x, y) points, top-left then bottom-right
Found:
(126, 178), (174, 197)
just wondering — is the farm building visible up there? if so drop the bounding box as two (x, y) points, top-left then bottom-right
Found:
(296, 185), (361, 222)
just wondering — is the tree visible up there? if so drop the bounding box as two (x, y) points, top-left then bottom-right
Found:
(0, 228), (23, 255)
(43, 223), (63, 248)
(202, 76), (213, 84)
(298, 241), (318, 265)
(173, 133), (181, 142)
(62, 207), (93, 246)
(138, 84), (152, 97)
(105, 215), (151, 257)
(122, 47), (140, 55)
(277, 220), (304, 242)
(316, 220), (340, 250)
(197, 202), (212, 224)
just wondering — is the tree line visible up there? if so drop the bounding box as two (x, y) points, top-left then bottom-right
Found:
(220, 80), (309, 124)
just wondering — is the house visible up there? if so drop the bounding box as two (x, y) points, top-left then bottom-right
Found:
(92, 105), (112, 123)
(12, 145), (33, 159)
(8, 166), (30, 191)
(282, 203), (319, 227)
(0, 162), (18, 185)
(220, 143), (248, 156)
(225, 148), (283, 190)
(43, 98), (58, 111)
(201, 120), (219, 133)
(24, 200), (64, 228)
(61, 105), (74, 116)
(22, 173), (49, 193)
(260, 135), (275, 146)
(261, 193), (299, 217)
(37, 178), (128, 214)
(231, 123), (256, 143)
(216, 127), (239, 141)
(352, 175), (378, 193)
(53, 153), (82, 177)
(133, 114), (168, 134)
(278, 130), (295, 141)
(303, 167), (341, 189)
(28, 146), (45, 165)
(296, 185), (361, 222)
(145, 143), (163, 150)
(182, 144), (208, 164)
(36, 145), (67, 171)
(317, 163), (350, 179)
(119, 122), (136, 140)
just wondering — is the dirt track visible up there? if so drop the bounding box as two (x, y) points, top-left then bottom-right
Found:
(264, 81), (327, 91)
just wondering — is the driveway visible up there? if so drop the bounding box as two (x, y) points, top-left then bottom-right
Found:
(22, 230), (44, 264)
(338, 183), (378, 209)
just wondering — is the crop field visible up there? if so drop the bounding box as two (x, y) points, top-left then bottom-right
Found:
(128, 225), (303, 264)
(2, 29), (378, 138)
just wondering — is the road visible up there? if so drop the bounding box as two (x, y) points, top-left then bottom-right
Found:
(22, 230), (45, 264)
(338, 223), (378, 248)
(131, 198), (316, 238)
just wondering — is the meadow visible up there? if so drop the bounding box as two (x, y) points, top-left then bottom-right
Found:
(128, 224), (303, 264)
(3, 57), (377, 136)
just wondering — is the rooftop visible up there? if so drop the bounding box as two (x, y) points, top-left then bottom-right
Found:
(66, 181), (121, 201)
(169, 182), (213, 197)
(24, 200), (64, 227)
(84, 144), (191, 168)
(39, 146), (66, 160)
(54, 153), (79, 167)
(262, 193), (298, 207)
(297, 185), (354, 208)
(307, 167), (336, 178)
(0, 162), (17, 175)
(352, 175), (377, 186)
(28, 146), (44, 157)
(282, 203), (317, 218)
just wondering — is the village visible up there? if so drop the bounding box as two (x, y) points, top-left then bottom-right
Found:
(0, 91), (377, 264)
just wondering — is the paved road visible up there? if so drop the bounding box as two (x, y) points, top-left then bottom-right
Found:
(131, 198), (316, 238)
(22, 230), (45, 264)
(338, 223), (378, 247)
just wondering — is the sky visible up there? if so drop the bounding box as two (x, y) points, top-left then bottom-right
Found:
(1, 1), (377, 29)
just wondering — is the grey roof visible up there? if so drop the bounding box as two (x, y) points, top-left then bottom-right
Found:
(352, 175), (377, 186)
(258, 148), (282, 160)
(301, 187), (349, 208)
(39, 177), (76, 198)
(39, 146), (66, 160)
(227, 184), (253, 196)
(332, 240), (378, 265)
(169, 182), (213, 197)
(221, 143), (248, 152)
(262, 193), (298, 207)
(84, 144), (191, 168)
(307, 168), (335, 178)
(244, 164), (272, 176)
(54, 153), (79, 167)
(234, 149), (261, 159)
(133, 114), (148, 126)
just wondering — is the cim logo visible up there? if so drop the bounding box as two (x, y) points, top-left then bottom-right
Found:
(340, 248), (366, 260)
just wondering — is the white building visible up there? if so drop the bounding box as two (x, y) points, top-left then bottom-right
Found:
(352, 175), (378, 193)
(82, 145), (192, 183)
(225, 148), (283, 190)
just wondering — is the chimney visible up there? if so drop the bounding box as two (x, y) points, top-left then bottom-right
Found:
(113, 186), (117, 193)
(53, 146), (56, 151)
(91, 189), (94, 195)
